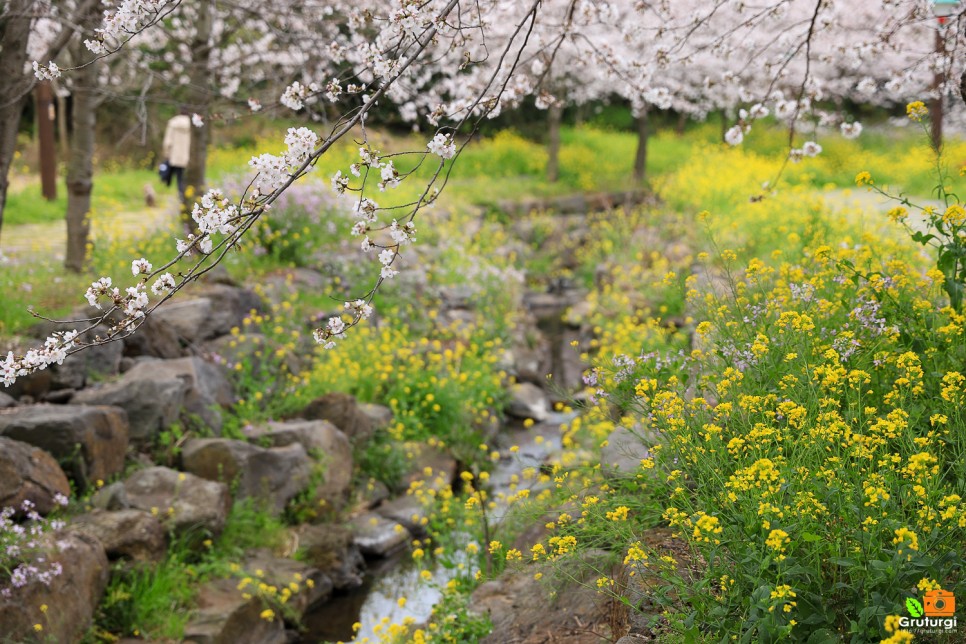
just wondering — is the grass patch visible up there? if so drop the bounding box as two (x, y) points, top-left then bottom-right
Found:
(90, 500), (289, 641)
(5, 169), (159, 226)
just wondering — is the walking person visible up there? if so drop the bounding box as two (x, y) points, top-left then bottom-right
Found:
(162, 107), (192, 202)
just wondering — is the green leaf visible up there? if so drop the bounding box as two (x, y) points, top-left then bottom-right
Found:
(805, 629), (840, 644)
(907, 597), (924, 617)
(801, 533), (822, 542)
(911, 231), (936, 245)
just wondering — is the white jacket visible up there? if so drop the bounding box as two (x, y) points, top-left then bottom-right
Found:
(162, 115), (192, 167)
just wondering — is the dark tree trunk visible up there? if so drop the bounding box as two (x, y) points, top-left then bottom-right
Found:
(675, 112), (687, 135)
(633, 109), (648, 183)
(181, 0), (213, 232)
(0, 0), (35, 248)
(546, 102), (563, 183)
(64, 5), (101, 273)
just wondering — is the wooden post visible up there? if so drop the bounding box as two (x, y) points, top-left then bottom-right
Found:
(931, 27), (944, 152)
(36, 81), (57, 200)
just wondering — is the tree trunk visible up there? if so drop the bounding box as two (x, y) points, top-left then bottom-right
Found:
(64, 17), (99, 273)
(54, 82), (69, 159)
(0, 0), (35, 248)
(675, 112), (687, 136)
(181, 0), (213, 231)
(633, 109), (648, 183)
(546, 102), (562, 183)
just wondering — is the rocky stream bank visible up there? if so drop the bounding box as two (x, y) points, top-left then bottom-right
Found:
(0, 192), (674, 644)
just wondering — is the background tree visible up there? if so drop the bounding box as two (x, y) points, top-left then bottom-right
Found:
(7, 0), (966, 383)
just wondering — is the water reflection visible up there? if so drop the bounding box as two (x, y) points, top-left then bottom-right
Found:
(301, 555), (452, 643)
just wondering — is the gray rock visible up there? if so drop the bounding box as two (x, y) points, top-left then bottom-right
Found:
(124, 356), (233, 433)
(71, 509), (167, 561)
(243, 549), (333, 613)
(357, 478), (391, 509)
(297, 391), (376, 444)
(506, 382), (550, 421)
(601, 425), (658, 478)
(523, 291), (571, 319)
(471, 551), (612, 644)
(72, 373), (186, 447)
(41, 388), (75, 404)
(439, 284), (475, 309)
(153, 297), (219, 344)
(251, 420), (352, 506)
(350, 512), (410, 557)
(123, 466), (230, 536)
(16, 321), (121, 392)
(556, 326), (588, 392)
(183, 578), (287, 644)
(0, 531), (109, 644)
(509, 341), (552, 385)
(376, 495), (427, 538)
(182, 438), (312, 515)
(0, 391), (15, 408)
(0, 405), (129, 490)
(0, 436), (71, 515)
(200, 283), (266, 328)
(154, 284), (263, 344)
(360, 403), (393, 430)
(90, 481), (129, 511)
(120, 313), (184, 359)
(2, 367), (53, 401)
(48, 335), (123, 391)
(401, 445), (457, 493)
(295, 524), (365, 591)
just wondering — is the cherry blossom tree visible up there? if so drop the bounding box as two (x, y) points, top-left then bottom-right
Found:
(0, 0), (106, 246)
(6, 0), (966, 386)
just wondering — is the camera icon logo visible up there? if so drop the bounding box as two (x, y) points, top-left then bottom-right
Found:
(924, 589), (956, 617)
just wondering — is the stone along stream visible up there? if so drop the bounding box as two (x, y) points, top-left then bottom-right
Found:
(300, 411), (575, 643)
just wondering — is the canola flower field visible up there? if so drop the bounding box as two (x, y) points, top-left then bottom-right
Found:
(2, 111), (966, 642)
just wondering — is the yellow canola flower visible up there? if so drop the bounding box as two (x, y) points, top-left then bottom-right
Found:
(943, 204), (966, 225)
(906, 101), (928, 121)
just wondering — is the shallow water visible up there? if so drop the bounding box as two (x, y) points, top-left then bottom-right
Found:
(300, 554), (448, 643)
(300, 411), (576, 643)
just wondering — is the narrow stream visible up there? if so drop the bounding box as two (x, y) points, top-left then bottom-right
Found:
(301, 412), (575, 643)
(301, 291), (583, 643)
(301, 553), (446, 643)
